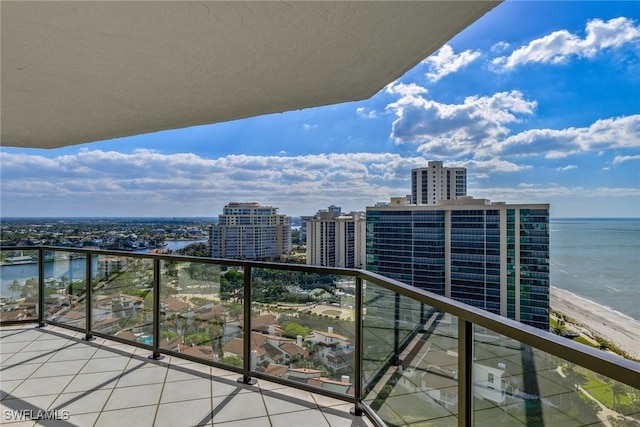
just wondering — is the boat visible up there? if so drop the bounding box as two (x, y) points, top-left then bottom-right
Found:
(0, 255), (37, 266)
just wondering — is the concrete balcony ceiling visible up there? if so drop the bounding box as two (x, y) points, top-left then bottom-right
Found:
(1, 1), (500, 149)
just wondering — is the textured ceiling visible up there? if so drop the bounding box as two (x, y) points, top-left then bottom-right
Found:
(1, 1), (500, 149)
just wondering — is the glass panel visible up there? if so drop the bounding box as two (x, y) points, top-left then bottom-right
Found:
(472, 327), (639, 426)
(159, 260), (231, 366)
(363, 280), (459, 426)
(251, 268), (356, 396)
(42, 250), (87, 327)
(91, 255), (154, 344)
(362, 282), (396, 386)
(0, 249), (40, 322)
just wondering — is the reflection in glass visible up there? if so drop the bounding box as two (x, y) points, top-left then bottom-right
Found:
(472, 326), (638, 427)
(0, 249), (40, 321)
(159, 260), (231, 365)
(42, 250), (87, 328)
(248, 269), (356, 396)
(91, 255), (154, 344)
(363, 280), (460, 426)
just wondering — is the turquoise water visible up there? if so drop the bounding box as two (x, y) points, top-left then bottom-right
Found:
(550, 218), (640, 322)
(138, 335), (153, 345)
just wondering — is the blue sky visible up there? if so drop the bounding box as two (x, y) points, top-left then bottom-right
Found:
(1, 1), (639, 218)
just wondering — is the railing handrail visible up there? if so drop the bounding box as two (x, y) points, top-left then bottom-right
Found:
(2, 244), (639, 392)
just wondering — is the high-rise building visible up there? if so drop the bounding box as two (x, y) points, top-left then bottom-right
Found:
(299, 215), (314, 244)
(411, 161), (467, 205)
(306, 208), (366, 268)
(209, 202), (291, 260)
(366, 197), (550, 330)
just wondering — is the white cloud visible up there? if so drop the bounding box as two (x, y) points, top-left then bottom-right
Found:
(386, 89), (536, 157)
(422, 44), (481, 82)
(613, 154), (640, 164)
(456, 158), (533, 176)
(556, 165), (578, 172)
(302, 123), (318, 130)
(493, 17), (640, 70)
(491, 41), (510, 53)
(3, 147), (639, 217)
(487, 115), (640, 158)
(470, 185), (640, 205)
(385, 82), (428, 97)
(356, 107), (378, 119)
(0, 151), (435, 216)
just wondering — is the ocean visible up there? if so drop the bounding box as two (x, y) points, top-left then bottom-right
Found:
(1, 220), (638, 322)
(550, 218), (640, 322)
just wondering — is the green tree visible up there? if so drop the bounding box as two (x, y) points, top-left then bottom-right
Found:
(21, 277), (38, 298)
(610, 381), (626, 407)
(282, 322), (310, 339)
(177, 242), (208, 257)
(564, 364), (587, 391)
(184, 332), (212, 346)
(226, 302), (243, 319)
(161, 330), (179, 340)
(222, 355), (243, 367)
(163, 260), (179, 278)
(9, 280), (22, 301)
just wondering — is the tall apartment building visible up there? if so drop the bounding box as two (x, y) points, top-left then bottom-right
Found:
(97, 256), (126, 278)
(366, 197), (550, 330)
(209, 202), (292, 260)
(306, 207), (366, 268)
(411, 161), (467, 205)
(299, 215), (314, 243)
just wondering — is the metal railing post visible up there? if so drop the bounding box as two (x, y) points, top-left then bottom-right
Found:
(149, 258), (164, 360)
(350, 276), (364, 416)
(83, 253), (95, 341)
(458, 319), (473, 427)
(239, 266), (257, 385)
(393, 292), (400, 365)
(37, 249), (45, 327)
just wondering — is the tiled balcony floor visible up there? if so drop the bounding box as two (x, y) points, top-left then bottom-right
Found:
(0, 325), (373, 427)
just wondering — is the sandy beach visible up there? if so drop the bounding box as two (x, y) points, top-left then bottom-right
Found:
(550, 286), (640, 359)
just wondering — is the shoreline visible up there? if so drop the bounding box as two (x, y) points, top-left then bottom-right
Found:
(550, 286), (640, 359)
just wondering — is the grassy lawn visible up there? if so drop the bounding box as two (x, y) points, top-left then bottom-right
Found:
(572, 336), (596, 347)
(577, 367), (633, 407)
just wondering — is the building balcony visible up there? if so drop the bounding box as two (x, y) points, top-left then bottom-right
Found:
(1, 247), (638, 426)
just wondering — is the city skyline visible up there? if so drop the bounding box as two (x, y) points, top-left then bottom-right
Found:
(1, 1), (639, 218)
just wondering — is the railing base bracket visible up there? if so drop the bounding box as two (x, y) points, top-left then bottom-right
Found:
(237, 376), (257, 386)
(349, 407), (364, 416)
(149, 353), (165, 361)
(82, 335), (96, 341)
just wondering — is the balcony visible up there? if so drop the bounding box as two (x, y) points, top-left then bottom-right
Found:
(1, 247), (639, 426)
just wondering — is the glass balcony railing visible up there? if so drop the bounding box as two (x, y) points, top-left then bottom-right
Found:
(1, 246), (639, 427)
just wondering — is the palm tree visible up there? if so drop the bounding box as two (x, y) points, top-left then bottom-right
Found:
(610, 381), (626, 409)
(9, 280), (22, 301)
(22, 277), (38, 298)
